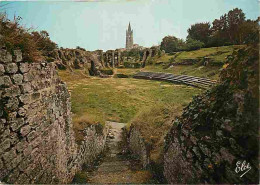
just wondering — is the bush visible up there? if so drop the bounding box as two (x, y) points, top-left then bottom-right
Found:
(123, 61), (142, 68)
(184, 38), (205, 51)
(0, 13), (57, 62)
(114, 73), (129, 78)
(100, 68), (114, 75)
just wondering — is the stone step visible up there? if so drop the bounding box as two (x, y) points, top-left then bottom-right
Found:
(97, 164), (129, 172)
(99, 161), (131, 167)
(147, 72), (215, 83)
(181, 74), (217, 83)
(177, 75), (215, 85)
(133, 72), (216, 89)
(83, 121), (152, 184)
(181, 78), (213, 86)
(135, 72), (215, 84)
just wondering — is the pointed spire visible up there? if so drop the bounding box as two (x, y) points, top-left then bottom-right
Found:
(128, 22), (131, 31)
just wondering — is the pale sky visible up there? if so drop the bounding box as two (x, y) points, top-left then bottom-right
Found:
(1, 0), (259, 51)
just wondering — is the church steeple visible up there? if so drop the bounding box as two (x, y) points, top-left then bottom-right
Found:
(126, 22), (133, 49)
(128, 22), (132, 32)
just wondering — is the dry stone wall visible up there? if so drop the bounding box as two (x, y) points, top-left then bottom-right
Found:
(76, 124), (108, 169)
(128, 126), (150, 168)
(0, 49), (109, 184)
(0, 49), (78, 183)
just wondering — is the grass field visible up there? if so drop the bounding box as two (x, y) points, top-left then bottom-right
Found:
(59, 70), (202, 124)
(59, 69), (202, 152)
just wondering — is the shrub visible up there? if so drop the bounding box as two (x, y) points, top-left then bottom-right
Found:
(100, 68), (114, 75)
(0, 13), (57, 62)
(184, 38), (205, 51)
(114, 73), (129, 78)
(123, 61), (142, 68)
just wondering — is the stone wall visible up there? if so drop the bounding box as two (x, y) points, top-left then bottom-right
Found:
(76, 124), (108, 169)
(103, 50), (123, 68)
(128, 126), (150, 168)
(0, 49), (110, 184)
(50, 48), (103, 76)
(0, 49), (78, 183)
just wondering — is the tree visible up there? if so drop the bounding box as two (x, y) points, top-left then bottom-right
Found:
(238, 19), (259, 44)
(160, 36), (181, 53)
(226, 8), (245, 44)
(210, 8), (246, 45)
(187, 22), (211, 45)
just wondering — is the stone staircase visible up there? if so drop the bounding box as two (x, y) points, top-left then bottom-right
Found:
(85, 121), (152, 184)
(133, 72), (217, 89)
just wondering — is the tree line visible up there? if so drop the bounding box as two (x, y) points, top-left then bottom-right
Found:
(160, 8), (259, 53)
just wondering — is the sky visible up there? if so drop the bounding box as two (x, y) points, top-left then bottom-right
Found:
(1, 0), (259, 51)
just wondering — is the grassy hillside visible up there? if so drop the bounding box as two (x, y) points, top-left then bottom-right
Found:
(141, 45), (245, 80)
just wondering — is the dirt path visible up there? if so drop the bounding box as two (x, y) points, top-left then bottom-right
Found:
(85, 121), (152, 184)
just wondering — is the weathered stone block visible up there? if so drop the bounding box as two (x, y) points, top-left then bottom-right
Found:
(3, 85), (21, 97)
(6, 97), (19, 111)
(0, 139), (11, 153)
(13, 50), (23, 62)
(0, 50), (12, 63)
(20, 125), (31, 136)
(10, 132), (19, 146)
(27, 131), (37, 142)
(6, 112), (17, 122)
(16, 140), (28, 153)
(6, 168), (20, 184)
(18, 107), (26, 117)
(0, 76), (12, 86)
(23, 144), (33, 156)
(23, 72), (33, 82)
(10, 118), (25, 131)
(17, 173), (30, 184)
(19, 94), (31, 104)
(20, 83), (32, 93)
(31, 92), (41, 101)
(0, 120), (5, 133)
(18, 156), (31, 172)
(0, 129), (10, 140)
(11, 154), (22, 169)
(19, 63), (29, 73)
(5, 63), (18, 74)
(0, 159), (3, 170)
(2, 148), (16, 164)
(12, 74), (23, 84)
(0, 64), (5, 75)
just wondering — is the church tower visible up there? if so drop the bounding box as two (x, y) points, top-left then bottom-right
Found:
(125, 22), (133, 49)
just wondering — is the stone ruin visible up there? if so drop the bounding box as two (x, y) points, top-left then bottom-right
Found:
(50, 48), (103, 76)
(0, 49), (108, 183)
(49, 46), (162, 73)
